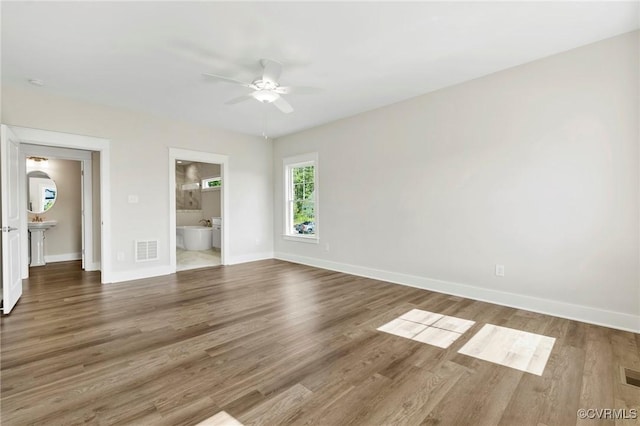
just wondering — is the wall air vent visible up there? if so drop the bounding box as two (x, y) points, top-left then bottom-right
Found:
(135, 240), (159, 262)
(622, 367), (640, 388)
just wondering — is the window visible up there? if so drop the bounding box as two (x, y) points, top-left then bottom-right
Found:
(284, 153), (318, 241)
(202, 176), (221, 190)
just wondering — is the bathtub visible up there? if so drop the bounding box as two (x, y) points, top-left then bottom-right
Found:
(176, 226), (213, 251)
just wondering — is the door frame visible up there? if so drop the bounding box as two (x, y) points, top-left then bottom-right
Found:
(169, 148), (229, 271)
(20, 144), (93, 272)
(8, 126), (112, 283)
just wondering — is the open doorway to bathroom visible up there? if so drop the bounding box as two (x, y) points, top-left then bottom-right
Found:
(26, 157), (82, 268)
(169, 148), (229, 273)
(4, 125), (111, 291)
(175, 160), (222, 271)
(20, 143), (101, 276)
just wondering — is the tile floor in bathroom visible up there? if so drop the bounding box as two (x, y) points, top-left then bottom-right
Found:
(176, 248), (221, 271)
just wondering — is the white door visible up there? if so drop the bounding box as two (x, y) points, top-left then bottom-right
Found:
(1, 125), (23, 314)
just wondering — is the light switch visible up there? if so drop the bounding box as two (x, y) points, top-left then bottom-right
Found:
(128, 195), (139, 204)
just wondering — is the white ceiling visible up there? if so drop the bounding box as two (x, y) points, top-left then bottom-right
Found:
(2, 2), (638, 138)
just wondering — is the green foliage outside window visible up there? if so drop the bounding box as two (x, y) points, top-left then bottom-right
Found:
(292, 165), (315, 233)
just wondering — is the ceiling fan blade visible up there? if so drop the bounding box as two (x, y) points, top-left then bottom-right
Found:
(272, 96), (293, 114)
(274, 86), (321, 95)
(261, 59), (282, 84)
(202, 72), (250, 87)
(225, 94), (254, 105)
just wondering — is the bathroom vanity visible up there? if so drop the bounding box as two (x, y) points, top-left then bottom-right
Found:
(28, 220), (57, 266)
(26, 169), (58, 267)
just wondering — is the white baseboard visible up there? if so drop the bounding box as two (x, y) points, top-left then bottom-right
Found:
(274, 252), (640, 333)
(85, 261), (101, 272)
(107, 265), (173, 284)
(106, 252), (274, 284)
(44, 252), (81, 263)
(226, 252), (274, 265)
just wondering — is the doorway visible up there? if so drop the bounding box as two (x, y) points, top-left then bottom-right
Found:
(175, 160), (223, 271)
(168, 148), (229, 272)
(10, 126), (111, 283)
(21, 145), (94, 273)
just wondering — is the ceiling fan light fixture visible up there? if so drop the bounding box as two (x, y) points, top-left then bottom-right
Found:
(205, 58), (298, 113)
(252, 90), (279, 103)
(250, 79), (277, 91)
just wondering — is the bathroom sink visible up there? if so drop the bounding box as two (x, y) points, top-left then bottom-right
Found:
(28, 220), (58, 230)
(28, 221), (58, 267)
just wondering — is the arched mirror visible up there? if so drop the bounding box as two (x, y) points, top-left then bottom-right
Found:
(27, 170), (58, 214)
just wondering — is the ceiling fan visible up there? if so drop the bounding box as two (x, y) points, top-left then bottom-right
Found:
(203, 59), (312, 114)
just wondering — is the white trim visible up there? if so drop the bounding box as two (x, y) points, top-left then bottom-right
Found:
(10, 125), (112, 283)
(44, 252), (82, 263)
(282, 152), (318, 165)
(283, 152), (319, 241)
(108, 265), (173, 284)
(19, 151), (28, 277)
(85, 261), (101, 271)
(81, 160), (91, 270)
(169, 148), (229, 272)
(274, 252), (640, 333)
(282, 235), (319, 244)
(226, 251), (274, 265)
(21, 144), (91, 161)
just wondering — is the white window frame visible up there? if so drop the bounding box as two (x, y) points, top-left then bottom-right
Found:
(283, 152), (319, 243)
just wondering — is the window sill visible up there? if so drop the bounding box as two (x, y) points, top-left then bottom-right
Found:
(283, 234), (319, 244)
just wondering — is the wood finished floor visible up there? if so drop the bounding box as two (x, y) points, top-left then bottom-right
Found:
(1, 260), (638, 425)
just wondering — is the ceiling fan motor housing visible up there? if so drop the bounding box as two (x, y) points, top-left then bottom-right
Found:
(250, 79), (277, 91)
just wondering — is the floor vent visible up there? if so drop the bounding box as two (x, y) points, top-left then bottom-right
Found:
(621, 367), (640, 388)
(135, 240), (159, 262)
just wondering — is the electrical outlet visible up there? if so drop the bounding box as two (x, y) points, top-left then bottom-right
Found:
(324, 243), (330, 252)
(495, 264), (505, 277)
(127, 195), (139, 204)
(117, 251), (125, 261)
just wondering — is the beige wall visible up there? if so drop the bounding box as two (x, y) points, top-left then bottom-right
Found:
(274, 31), (640, 330)
(28, 159), (82, 259)
(3, 85), (274, 278)
(200, 163), (222, 220)
(176, 163), (201, 210)
(174, 162), (221, 226)
(176, 211), (203, 226)
(201, 191), (221, 220)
